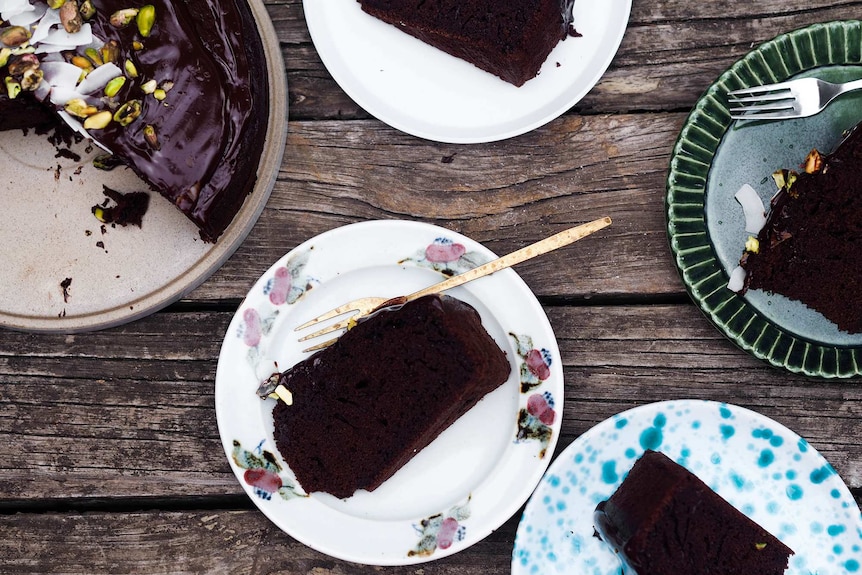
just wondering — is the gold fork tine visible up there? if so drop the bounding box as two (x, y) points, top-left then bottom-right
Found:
(298, 316), (357, 342)
(295, 301), (367, 331)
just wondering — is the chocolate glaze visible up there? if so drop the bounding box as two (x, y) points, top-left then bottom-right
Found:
(89, 0), (269, 241)
(0, 0), (269, 242)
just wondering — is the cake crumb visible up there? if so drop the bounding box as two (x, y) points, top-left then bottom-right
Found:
(60, 277), (72, 303)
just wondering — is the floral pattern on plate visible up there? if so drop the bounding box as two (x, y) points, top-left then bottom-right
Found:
(510, 333), (556, 458)
(512, 400), (862, 575)
(401, 236), (491, 276)
(231, 439), (304, 501)
(409, 497), (471, 558)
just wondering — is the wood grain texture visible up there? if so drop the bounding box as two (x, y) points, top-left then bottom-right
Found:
(1, 0), (861, 572)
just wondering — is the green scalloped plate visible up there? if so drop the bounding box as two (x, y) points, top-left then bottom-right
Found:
(666, 21), (862, 378)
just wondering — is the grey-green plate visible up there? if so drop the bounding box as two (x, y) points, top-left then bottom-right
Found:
(666, 21), (862, 378)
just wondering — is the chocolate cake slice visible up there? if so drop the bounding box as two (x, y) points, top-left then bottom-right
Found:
(272, 294), (511, 499)
(594, 450), (793, 575)
(357, 0), (577, 87)
(0, 0), (269, 242)
(739, 122), (862, 333)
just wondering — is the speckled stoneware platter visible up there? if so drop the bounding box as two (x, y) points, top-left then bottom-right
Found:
(0, 0), (286, 333)
(512, 399), (862, 575)
(666, 21), (862, 377)
(302, 0), (631, 143)
(215, 220), (564, 565)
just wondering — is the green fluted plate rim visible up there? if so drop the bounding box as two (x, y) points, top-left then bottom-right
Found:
(666, 20), (862, 378)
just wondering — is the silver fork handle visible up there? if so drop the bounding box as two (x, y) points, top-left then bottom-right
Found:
(834, 78), (862, 98)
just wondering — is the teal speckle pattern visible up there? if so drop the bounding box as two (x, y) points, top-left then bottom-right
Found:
(512, 400), (862, 575)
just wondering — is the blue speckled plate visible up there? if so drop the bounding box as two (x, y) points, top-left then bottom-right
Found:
(512, 400), (862, 575)
(666, 21), (862, 377)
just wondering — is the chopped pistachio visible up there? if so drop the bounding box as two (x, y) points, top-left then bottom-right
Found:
(109, 8), (139, 28)
(48, 0), (67, 8)
(20, 67), (42, 91)
(113, 99), (142, 126)
(143, 124), (159, 150)
(84, 47), (103, 66)
(123, 58), (138, 78)
(7, 53), (39, 76)
(100, 40), (119, 64)
(92, 206), (107, 222)
(754, 542), (767, 550)
(136, 4), (155, 37)
(93, 153), (122, 171)
(4, 76), (21, 99)
(64, 98), (99, 118)
(83, 110), (113, 130)
(160, 80), (174, 92)
(79, 0), (96, 19)
(745, 236), (760, 254)
(0, 48), (11, 68)
(0, 26), (31, 48)
(140, 78), (157, 94)
(104, 75), (126, 97)
(132, 40), (144, 51)
(71, 55), (93, 71)
(59, 0), (83, 34)
(803, 149), (822, 174)
(152, 88), (166, 101)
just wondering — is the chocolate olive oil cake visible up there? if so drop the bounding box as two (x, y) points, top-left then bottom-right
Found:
(594, 450), (793, 574)
(272, 294), (511, 499)
(0, 0), (269, 241)
(356, 0), (578, 86)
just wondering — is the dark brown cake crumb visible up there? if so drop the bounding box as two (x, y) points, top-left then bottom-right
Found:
(60, 278), (72, 303)
(92, 186), (150, 228)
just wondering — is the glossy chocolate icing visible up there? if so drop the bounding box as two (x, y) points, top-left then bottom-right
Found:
(0, 0), (269, 242)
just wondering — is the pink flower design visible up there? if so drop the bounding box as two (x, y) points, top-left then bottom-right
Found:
(527, 392), (556, 426)
(425, 239), (466, 263)
(525, 348), (551, 381)
(436, 517), (460, 550)
(242, 308), (262, 347)
(268, 267), (292, 305)
(244, 468), (283, 494)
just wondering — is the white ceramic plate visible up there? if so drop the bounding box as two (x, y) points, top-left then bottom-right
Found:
(513, 399), (862, 575)
(303, 0), (631, 143)
(215, 220), (564, 565)
(0, 0), (286, 333)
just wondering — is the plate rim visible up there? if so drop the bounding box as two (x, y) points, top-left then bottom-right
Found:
(511, 398), (862, 575)
(214, 219), (565, 565)
(301, 0), (632, 143)
(0, 0), (287, 333)
(665, 20), (862, 378)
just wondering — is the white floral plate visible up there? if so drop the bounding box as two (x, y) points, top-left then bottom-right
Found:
(215, 220), (564, 565)
(512, 400), (862, 575)
(302, 0), (631, 143)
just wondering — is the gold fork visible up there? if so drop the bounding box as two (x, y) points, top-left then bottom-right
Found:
(295, 216), (612, 351)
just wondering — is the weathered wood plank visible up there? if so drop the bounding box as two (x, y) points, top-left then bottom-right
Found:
(1, 306), (859, 502)
(0, 508), (520, 574)
(190, 113), (688, 301)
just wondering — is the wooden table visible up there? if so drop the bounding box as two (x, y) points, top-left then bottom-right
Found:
(2, 1), (860, 573)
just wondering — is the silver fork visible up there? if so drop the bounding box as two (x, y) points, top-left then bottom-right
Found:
(727, 77), (862, 120)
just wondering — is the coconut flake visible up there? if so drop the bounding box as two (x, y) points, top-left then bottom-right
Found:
(7, 3), (43, 26)
(734, 183), (767, 234)
(0, 0), (33, 20)
(727, 265), (747, 292)
(76, 61), (122, 95)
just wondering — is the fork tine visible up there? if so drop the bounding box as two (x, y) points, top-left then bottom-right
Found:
(727, 92), (794, 104)
(729, 101), (795, 114)
(297, 316), (356, 342)
(727, 83), (791, 96)
(729, 109), (797, 120)
(294, 302), (361, 331)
